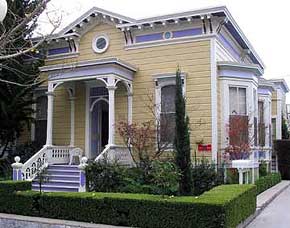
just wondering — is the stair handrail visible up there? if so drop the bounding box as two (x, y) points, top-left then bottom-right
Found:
(21, 145), (49, 181)
(94, 144), (111, 162)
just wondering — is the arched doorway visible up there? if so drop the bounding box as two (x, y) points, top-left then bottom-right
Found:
(90, 98), (109, 158)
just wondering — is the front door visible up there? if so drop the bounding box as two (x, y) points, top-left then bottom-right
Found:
(90, 99), (109, 158)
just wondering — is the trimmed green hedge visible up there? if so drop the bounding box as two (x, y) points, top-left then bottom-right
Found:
(0, 180), (31, 193)
(255, 173), (281, 195)
(0, 182), (256, 228)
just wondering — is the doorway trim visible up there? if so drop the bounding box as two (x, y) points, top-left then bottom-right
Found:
(85, 81), (109, 159)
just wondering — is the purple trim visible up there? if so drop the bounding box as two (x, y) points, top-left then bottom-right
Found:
(18, 170), (22, 180)
(135, 33), (163, 43)
(48, 47), (70, 56)
(172, 28), (202, 38)
(218, 34), (240, 60)
(80, 172), (85, 187)
(258, 88), (271, 95)
(13, 170), (17, 181)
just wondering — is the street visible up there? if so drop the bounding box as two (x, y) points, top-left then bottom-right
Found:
(248, 186), (290, 228)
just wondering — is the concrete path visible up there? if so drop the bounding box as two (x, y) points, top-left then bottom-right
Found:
(0, 213), (129, 228)
(247, 182), (290, 228)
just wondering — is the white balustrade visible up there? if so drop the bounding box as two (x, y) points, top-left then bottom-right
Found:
(20, 146), (74, 181)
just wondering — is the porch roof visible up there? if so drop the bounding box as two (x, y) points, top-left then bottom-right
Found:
(40, 58), (137, 82)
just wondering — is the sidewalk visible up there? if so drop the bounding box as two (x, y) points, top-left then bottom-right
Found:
(0, 213), (129, 228)
(238, 180), (290, 228)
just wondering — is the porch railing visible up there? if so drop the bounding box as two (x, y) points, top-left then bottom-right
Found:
(21, 145), (74, 181)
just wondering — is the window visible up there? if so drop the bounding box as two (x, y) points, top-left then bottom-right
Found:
(160, 85), (176, 146)
(258, 101), (265, 146)
(272, 118), (277, 140)
(92, 35), (109, 53)
(229, 87), (246, 115)
(155, 73), (186, 148)
(229, 86), (248, 145)
(35, 95), (47, 145)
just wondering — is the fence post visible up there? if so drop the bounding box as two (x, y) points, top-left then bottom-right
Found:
(78, 156), (88, 192)
(11, 156), (23, 181)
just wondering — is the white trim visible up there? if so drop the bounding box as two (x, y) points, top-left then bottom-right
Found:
(40, 57), (137, 73)
(220, 78), (258, 149)
(85, 84), (90, 158)
(92, 34), (110, 54)
(154, 72), (186, 149)
(210, 38), (218, 163)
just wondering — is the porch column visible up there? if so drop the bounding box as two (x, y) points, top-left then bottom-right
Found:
(46, 91), (54, 146)
(128, 92), (133, 124)
(69, 97), (75, 147)
(107, 85), (116, 145)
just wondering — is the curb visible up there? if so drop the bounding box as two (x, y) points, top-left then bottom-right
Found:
(238, 181), (290, 228)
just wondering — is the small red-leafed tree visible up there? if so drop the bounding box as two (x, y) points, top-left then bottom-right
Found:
(117, 120), (156, 169)
(224, 115), (252, 160)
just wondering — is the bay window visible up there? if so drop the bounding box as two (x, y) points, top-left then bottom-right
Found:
(229, 86), (248, 145)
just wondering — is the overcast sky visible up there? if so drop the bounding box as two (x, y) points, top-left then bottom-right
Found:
(45, 0), (290, 101)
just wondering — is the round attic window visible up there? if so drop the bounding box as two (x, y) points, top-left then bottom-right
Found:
(92, 35), (109, 53)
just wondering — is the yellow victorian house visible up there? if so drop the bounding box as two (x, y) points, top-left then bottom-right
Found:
(13, 6), (288, 192)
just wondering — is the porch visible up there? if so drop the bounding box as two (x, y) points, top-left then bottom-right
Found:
(16, 58), (138, 188)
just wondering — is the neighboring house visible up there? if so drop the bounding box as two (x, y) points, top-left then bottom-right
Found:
(17, 6), (288, 191)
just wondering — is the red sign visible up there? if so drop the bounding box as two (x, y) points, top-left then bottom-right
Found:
(198, 144), (212, 152)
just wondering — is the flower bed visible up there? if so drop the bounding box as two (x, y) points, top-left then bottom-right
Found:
(0, 181), (256, 228)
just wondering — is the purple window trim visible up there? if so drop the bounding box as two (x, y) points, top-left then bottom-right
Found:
(135, 33), (164, 43)
(48, 47), (70, 56)
(218, 34), (240, 60)
(172, 28), (202, 38)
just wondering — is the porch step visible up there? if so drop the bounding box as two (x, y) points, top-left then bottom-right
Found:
(32, 185), (79, 192)
(32, 165), (81, 193)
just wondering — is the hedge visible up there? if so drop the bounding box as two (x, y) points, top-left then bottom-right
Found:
(255, 173), (281, 195)
(0, 182), (256, 228)
(0, 180), (31, 193)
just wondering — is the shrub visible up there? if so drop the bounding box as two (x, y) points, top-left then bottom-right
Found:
(85, 161), (126, 192)
(191, 161), (224, 195)
(255, 173), (281, 195)
(225, 168), (239, 184)
(259, 161), (268, 177)
(0, 180), (31, 194)
(0, 183), (256, 228)
(149, 160), (180, 195)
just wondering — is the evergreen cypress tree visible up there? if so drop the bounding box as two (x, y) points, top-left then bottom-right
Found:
(174, 67), (193, 195)
(0, 0), (43, 157)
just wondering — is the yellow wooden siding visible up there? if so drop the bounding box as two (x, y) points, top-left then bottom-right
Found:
(115, 83), (128, 145)
(74, 82), (86, 151)
(52, 87), (70, 145)
(42, 22), (212, 158)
